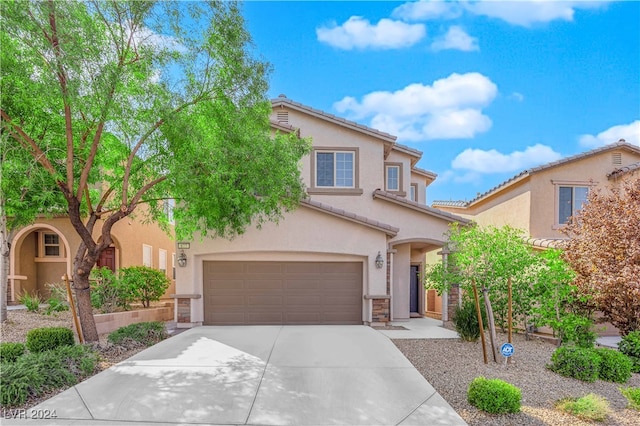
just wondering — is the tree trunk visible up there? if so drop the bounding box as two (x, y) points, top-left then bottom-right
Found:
(73, 269), (99, 342)
(0, 222), (10, 323)
(482, 288), (499, 362)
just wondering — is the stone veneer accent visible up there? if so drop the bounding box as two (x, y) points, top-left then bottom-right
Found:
(372, 298), (390, 323)
(171, 294), (201, 326)
(447, 283), (460, 321)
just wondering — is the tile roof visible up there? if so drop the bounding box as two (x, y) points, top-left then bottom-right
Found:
(607, 161), (640, 179)
(272, 95), (397, 143)
(431, 200), (468, 208)
(524, 237), (567, 249)
(300, 198), (399, 236)
(372, 190), (472, 224)
(433, 140), (640, 208)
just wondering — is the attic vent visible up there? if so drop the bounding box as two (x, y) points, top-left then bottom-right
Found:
(612, 152), (622, 166)
(277, 111), (288, 123)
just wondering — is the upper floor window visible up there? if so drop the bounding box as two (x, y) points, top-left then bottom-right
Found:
(163, 199), (175, 225)
(43, 233), (60, 257)
(386, 165), (400, 191)
(316, 151), (354, 188)
(558, 186), (589, 224)
(409, 184), (417, 202)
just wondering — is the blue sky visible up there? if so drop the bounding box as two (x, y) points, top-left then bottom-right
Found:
(241, 0), (640, 203)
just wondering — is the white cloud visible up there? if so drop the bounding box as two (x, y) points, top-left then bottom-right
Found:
(333, 72), (497, 141)
(452, 144), (563, 173)
(431, 26), (479, 52)
(392, 0), (463, 21)
(463, 0), (610, 27)
(391, 0), (609, 27)
(579, 120), (640, 148)
(316, 16), (426, 50)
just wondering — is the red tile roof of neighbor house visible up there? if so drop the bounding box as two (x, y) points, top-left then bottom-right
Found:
(432, 140), (640, 209)
(372, 189), (471, 224)
(524, 237), (567, 249)
(607, 161), (640, 179)
(300, 198), (399, 236)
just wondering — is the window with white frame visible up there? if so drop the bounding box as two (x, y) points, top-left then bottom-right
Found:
(316, 151), (354, 188)
(410, 184), (417, 202)
(159, 249), (167, 273)
(143, 244), (153, 267)
(43, 233), (61, 257)
(163, 199), (175, 225)
(558, 185), (589, 224)
(386, 165), (400, 191)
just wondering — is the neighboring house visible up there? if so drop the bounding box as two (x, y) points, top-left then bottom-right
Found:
(427, 140), (640, 321)
(173, 95), (470, 327)
(7, 211), (176, 304)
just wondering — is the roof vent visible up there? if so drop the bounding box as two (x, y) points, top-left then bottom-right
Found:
(277, 111), (288, 123)
(612, 152), (622, 166)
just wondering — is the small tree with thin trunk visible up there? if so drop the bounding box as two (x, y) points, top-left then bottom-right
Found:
(425, 224), (538, 361)
(1, 1), (310, 341)
(562, 178), (640, 335)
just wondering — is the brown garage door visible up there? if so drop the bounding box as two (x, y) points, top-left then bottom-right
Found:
(203, 261), (362, 325)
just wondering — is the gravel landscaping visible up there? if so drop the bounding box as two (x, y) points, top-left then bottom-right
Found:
(393, 333), (640, 426)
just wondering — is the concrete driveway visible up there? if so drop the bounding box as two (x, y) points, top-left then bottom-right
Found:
(5, 326), (466, 425)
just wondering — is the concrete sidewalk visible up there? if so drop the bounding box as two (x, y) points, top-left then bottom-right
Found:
(376, 317), (460, 340)
(4, 325), (466, 425)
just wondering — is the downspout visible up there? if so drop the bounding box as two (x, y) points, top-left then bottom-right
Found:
(388, 248), (397, 321)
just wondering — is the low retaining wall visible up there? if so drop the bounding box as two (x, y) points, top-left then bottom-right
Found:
(94, 306), (174, 335)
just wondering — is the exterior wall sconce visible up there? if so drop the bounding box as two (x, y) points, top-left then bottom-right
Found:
(177, 251), (187, 267)
(375, 251), (384, 269)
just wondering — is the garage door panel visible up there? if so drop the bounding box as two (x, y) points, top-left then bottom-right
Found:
(248, 295), (283, 306)
(246, 262), (283, 274)
(246, 279), (283, 290)
(203, 261), (362, 325)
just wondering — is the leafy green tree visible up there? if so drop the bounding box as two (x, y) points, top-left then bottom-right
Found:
(562, 179), (640, 335)
(1, 1), (309, 341)
(527, 249), (595, 347)
(425, 224), (538, 360)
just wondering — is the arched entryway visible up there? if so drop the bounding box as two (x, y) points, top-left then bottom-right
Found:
(9, 224), (71, 302)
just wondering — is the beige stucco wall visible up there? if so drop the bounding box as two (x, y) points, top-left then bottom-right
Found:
(10, 213), (176, 301)
(470, 189), (531, 233)
(529, 151), (640, 238)
(175, 205), (389, 324)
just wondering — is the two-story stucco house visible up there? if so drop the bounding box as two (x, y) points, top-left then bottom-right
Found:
(172, 95), (469, 327)
(427, 140), (640, 321)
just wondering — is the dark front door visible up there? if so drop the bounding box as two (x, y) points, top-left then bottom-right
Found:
(97, 247), (116, 272)
(410, 265), (419, 313)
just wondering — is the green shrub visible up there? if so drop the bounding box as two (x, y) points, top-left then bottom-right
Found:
(618, 331), (640, 373)
(0, 360), (46, 406)
(548, 346), (600, 382)
(620, 386), (640, 411)
(45, 296), (70, 315)
(108, 321), (168, 347)
(561, 316), (597, 348)
(467, 377), (521, 414)
(555, 393), (610, 422)
(0, 342), (26, 363)
(452, 298), (486, 342)
(90, 267), (131, 312)
(26, 327), (75, 353)
(18, 292), (41, 312)
(595, 348), (632, 383)
(0, 344), (97, 407)
(119, 266), (170, 308)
